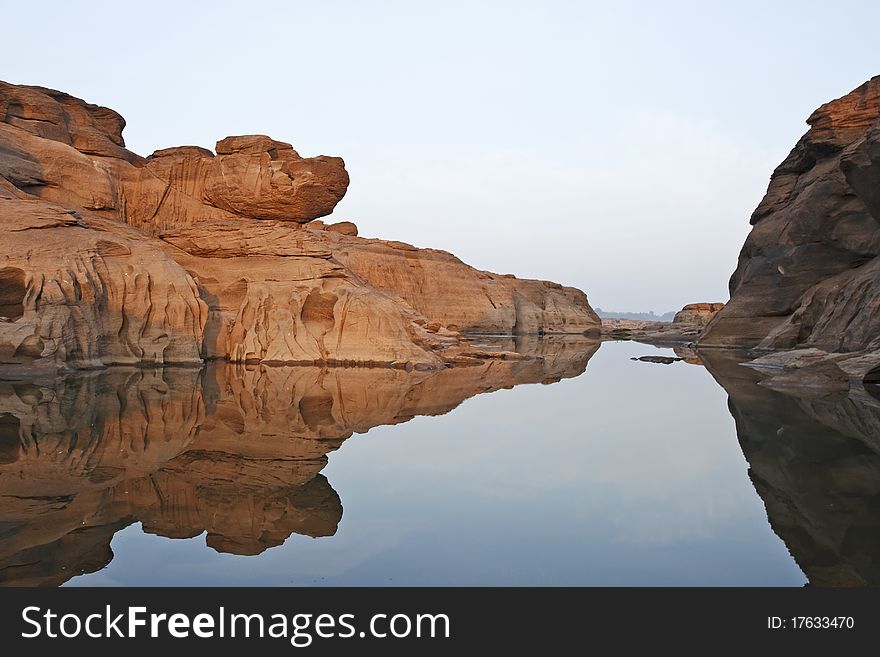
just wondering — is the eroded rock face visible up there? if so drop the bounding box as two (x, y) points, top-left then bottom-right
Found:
(0, 196), (206, 369)
(127, 135), (350, 230)
(701, 76), (880, 355)
(332, 238), (599, 335)
(0, 336), (598, 586)
(672, 302), (724, 327)
(0, 80), (599, 369)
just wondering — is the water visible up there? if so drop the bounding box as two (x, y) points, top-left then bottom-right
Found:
(2, 338), (877, 586)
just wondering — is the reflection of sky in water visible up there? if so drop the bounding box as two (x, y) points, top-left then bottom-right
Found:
(67, 341), (805, 586)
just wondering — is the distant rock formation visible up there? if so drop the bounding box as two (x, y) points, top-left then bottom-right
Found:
(700, 76), (880, 382)
(0, 81), (599, 371)
(594, 309), (677, 322)
(601, 302), (723, 344)
(0, 336), (598, 586)
(672, 302), (724, 327)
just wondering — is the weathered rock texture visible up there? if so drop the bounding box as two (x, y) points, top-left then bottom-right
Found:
(701, 77), (880, 369)
(0, 337), (597, 586)
(0, 81), (599, 370)
(0, 197), (206, 368)
(672, 302), (724, 327)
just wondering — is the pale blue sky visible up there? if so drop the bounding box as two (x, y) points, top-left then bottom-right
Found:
(4, 1), (879, 311)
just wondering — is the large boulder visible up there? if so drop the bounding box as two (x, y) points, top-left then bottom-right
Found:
(701, 77), (880, 354)
(673, 302), (724, 327)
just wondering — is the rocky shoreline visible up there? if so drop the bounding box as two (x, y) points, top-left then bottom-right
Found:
(4, 75), (880, 390)
(0, 81), (599, 373)
(609, 76), (880, 393)
(599, 302), (724, 346)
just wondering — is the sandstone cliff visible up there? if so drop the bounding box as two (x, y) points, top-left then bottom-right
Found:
(0, 81), (599, 370)
(700, 76), (880, 371)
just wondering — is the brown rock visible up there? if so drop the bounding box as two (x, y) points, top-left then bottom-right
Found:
(127, 134), (350, 227)
(0, 81), (142, 164)
(326, 220), (358, 236)
(672, 302), (724, 327)
(701, 76), (880, 358)
(599, 316), (702, 344)
(333, 238), (600, 335)
(0, 198), (206, 369)
(0, 80), (599, 369)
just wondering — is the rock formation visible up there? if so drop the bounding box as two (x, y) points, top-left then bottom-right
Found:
(700, 76), (880, 381)
(0, 336), (598, 586)
(0, 81), (599, 371)
(672, 302), (724, 327)
(600, 302), (724, 344)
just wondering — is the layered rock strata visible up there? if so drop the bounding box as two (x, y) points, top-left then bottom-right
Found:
(0, 81), (599, 370)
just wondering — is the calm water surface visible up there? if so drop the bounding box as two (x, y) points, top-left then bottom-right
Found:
(2, 338), (878, 586)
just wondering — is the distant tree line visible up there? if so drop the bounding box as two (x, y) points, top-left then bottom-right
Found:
(594, 308), (676, 322)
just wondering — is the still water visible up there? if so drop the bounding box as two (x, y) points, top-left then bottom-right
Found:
(2, 338), (878, 586)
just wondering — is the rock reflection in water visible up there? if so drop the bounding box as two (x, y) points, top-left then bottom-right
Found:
(0, 336), (599, 586)
(700, 350), (880, 586)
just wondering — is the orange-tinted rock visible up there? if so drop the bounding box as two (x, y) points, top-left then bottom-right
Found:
(0, 81), (142, 164)
(128, 134), (350, 228)
(672, 302), (724, 327)
(326, 220), (358, 236)
(0, 80), (599, 369)
(333, 237), (600, 335)
(0, 197), (206, 369)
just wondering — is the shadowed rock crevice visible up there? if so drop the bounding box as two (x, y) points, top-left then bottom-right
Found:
(301, 290), (337, 334)
(0, 267), (25, 320)
(0, 413), (20, 465)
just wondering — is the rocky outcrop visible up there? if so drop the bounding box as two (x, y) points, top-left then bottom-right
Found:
(672, 302), (724, 327)
(0, 81), (599, 370)
(701, 77), (880, 371)
(0, 336), (598, 586)
(332, 240), (598, 335)
(601, 302), (723, 344)
(0, 196), (206, 369)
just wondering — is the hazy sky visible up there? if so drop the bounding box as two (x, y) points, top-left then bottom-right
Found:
(4, 1), (879, 311)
